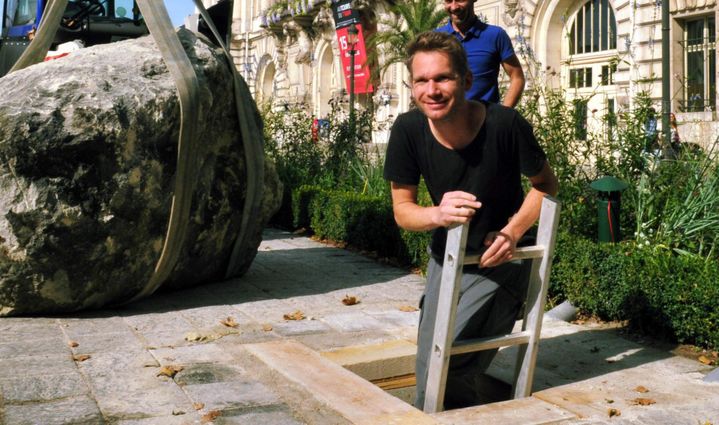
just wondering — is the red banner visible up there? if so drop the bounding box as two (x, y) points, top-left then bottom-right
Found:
(336, 25), (374, 94)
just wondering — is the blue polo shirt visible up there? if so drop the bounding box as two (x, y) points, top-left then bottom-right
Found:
(436, 19), (516, 102)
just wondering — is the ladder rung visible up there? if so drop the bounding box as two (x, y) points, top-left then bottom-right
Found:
(513, 246), (546, 260)
(463, 245), (545, 265)
(450, 331), (531, 355)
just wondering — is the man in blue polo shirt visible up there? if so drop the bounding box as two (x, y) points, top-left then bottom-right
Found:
(437, 0), (525, 107)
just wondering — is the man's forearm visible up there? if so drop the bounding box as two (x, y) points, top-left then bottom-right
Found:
(500, 56), (526, 108)
(502, 78), (525, 108)
(501, 188), (547, 242)
(391, 186), (482, 232)
(393, 202), (440, 232)
(501, 167), (558, 242)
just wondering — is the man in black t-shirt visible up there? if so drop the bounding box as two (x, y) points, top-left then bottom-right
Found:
(383, 32), (558, 410)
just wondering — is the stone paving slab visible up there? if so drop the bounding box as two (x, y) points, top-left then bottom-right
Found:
(0, 352), (78, 379)
(320, 311), (388, 333)
(432, 396), (576, 424)
(0, 335), (68, 357)
(2, 395), (103, 425)
(0, 373), (89, 403)
(1, 228), (717, 424)
(151, 343), (237, 366)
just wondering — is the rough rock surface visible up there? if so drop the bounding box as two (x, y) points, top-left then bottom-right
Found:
(0, 30), (280, 315)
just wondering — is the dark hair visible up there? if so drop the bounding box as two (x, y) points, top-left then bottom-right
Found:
(405, 31), (469, 79)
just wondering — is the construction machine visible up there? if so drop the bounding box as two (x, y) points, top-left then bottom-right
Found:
(0, 0), (149, 76)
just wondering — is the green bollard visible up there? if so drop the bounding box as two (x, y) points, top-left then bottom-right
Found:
(590, 176), (628, 243)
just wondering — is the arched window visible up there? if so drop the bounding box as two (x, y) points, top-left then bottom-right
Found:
(568, 0), (617, 55)
(258, 61), (276, 105)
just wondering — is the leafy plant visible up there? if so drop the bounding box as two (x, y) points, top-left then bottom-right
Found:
(633, 140), (719, 257)
(365, 0), (447, 81)
(349, 146), (389, 197)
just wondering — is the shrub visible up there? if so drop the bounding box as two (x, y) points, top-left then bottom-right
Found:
(551, 233), (719, 349)
(261, 102), (376, 228)
(292, 185), (322, 229)
(289, 185), (431, 270)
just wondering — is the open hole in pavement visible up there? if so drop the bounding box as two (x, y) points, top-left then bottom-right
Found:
(320, 339), (513, 410)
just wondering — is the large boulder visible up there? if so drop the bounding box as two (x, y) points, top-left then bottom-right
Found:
(0, 29), (280, 316)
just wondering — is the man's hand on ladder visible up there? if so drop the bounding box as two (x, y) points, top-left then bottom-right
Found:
(480, 231), (517, 267)
(433, 191), (482, 227)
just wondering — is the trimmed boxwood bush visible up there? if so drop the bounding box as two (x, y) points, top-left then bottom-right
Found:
(292, 185), (322, 229)
(289, 185), (430, 270)
(551, 231), (719, 349)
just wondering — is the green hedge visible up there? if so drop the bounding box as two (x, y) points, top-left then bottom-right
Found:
(290, 185), (430, 270)
(551, 231), (719, 349)
(281, 186), (719, 350)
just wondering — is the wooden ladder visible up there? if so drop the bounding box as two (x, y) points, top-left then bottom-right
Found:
(423, 195), (561, 413)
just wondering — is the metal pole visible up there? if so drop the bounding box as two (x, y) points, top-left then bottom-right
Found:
(349, 44), (356, 133)
(661, 0), (671, 150)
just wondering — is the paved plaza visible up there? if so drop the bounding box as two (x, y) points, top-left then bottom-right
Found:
(0, 228), (717, 424)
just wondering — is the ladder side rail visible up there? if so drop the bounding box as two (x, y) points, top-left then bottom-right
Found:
(513, 195), (561, 398)
(423, 223), (469, 413)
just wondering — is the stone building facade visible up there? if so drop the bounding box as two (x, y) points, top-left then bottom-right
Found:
(226, 0), (718, 145)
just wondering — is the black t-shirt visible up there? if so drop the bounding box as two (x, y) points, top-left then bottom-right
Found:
(383, 102), (547, 257)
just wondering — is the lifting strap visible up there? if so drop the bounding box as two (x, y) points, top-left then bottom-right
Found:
(189, 0), (265, 278)
(126, 0), (201, 302)
(6, 0), (264, 299)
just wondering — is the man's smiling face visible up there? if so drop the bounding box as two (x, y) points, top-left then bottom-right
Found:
(410, 51), (471, 122)
(444, 0), (477, 29)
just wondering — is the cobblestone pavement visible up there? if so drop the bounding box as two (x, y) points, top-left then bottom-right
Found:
(0, 228), (717, 424)
(0, 228), (424, 425)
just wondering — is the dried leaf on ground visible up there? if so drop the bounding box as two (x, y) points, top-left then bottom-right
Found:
(631, 398), (656, 406)
(201, 410), (221, 423)
(262, 324), (273, 332)
(193, 402), (205, 410)
(342, 295), (360, 306)
(68, 341), (79, 348)
(157, 365), (183, 378)
(698, 355), (713, 365)
(283, 310), (305, 321)
(185, 332), (208, 342)
(72, 354), (91, 362)
(399, 305), (419, 312)
(634, 385), (649, 393)
(220, 316), (239, 328)
(608, 408), (621, 417)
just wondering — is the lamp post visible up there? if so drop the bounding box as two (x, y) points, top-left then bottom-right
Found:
(661, 0), (670, 150)
(347, 23), (359, 133)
